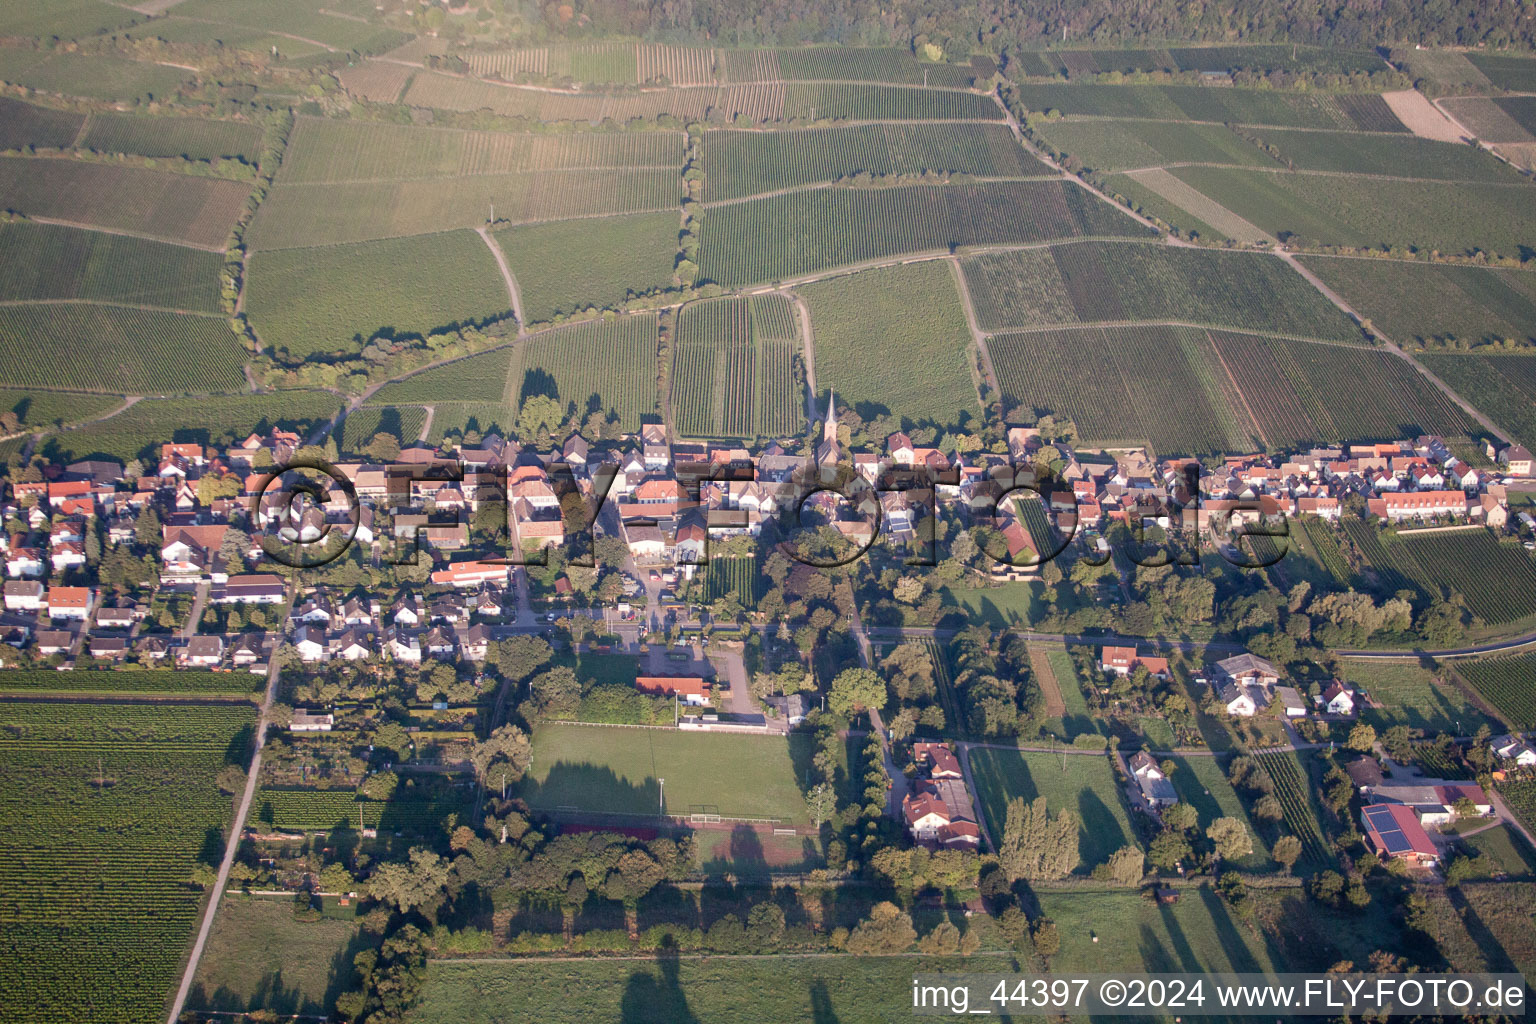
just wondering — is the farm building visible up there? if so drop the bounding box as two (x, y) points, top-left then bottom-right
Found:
(636, 676), (711, 705)
(912, 742), (963, 779)
(1361, 803), (1439, 867)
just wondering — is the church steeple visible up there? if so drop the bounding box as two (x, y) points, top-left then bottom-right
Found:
(823, 390), (837, 446)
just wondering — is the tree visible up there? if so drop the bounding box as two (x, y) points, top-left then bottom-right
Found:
(515, 394), (564, 439)
(998, 796), (1079, 881)
(215, 764), (246, 795)
(827, 667), (886, 718)
(362, 432), (401, 463)
(134, 504), (162, 548)
(1347, 722), (1377, 753)
(846, 901), (917, 955)
(1253, 794), (1283, 822)
(367, 848), (449, 912)
(470, 724), (532, 793)
(1207, 817), (1253, 861)
(1271, 835), (1303, 874)
(197, 473), (241, 506)
(807, 782), (835, 829)
(603, 849), (664, 904)
(1162, 802), (1199, 832)
(747, 902), (786, 947)
(529, 665), (580, 719)
(1104, 844), (1145, 886)
(1148, 829), (1191, 871)
(1031, 918), (1060, 957)
(893, 576), (924, 604)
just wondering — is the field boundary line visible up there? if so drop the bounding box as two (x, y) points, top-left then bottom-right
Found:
(1204, 328), (1269, 447)
(1108, 161), (1518, 187)
(0, 297), (227, 318)
(475, 226), (525, 332)
(276, 162), (684, 187)
(1030, 113), (1427, 136)
(978, 317), (1365, 348)
(23, 215), (227, 253)
(698, 173), (1064, 209)
(947, 255), (999, 410)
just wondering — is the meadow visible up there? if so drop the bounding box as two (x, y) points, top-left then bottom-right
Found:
(79, 113), (264, 163)
(0, 700), (256, 1024)
(170, 0), (408, 52)
(509, 315), (660, 433)
(986, 325), (1256, 455)
(1209, 331), (1477, 448)
(961, 241), (1359, 341)
(0, 305), (245, 394)
(0, 96), (85, 150)
(0, 0), (138, 37)
(968, 747), (1134, 868)
(799, 261), (979, 430)
(0, 51), (188, 103)
(1035, 117), (1279, 172)
(244, 230), (510, 358)
(1419, 353), (1536, 450)
(699, 122), (1050, 201)
(516, 722), (811, 823)
(698, 179), (1151, 287)
(37, 390), (341, 463)
(1165, 755), (1274, 871)
(1246, 128), (1520, 181)
(0, 156), (250, 249)
(493, 211), (679, 322)
(189, 897), (361, 1018)
(1014, 84), (1403, 130)
(368, 348), (514, 405)
(1340, 521), (1536, 630)
(671, 294), (803, 439)
(1337, 658), (1500, 734)
(0, 221), (224, 312)
(1166, 166), (1536, 257)
(1298, 257), (1536, 349)
(1455, 654), (1536, 730)
(252, 788), (464, 832)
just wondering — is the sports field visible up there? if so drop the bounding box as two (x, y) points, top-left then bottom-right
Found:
(516, 723), (812, 823)
(966, 747), (1135, 869)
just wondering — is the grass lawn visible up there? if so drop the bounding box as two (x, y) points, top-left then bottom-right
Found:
(1039, 886), (1278, 974)
(1339, 658), (1499, 734)
(413, 954), (1028, 1024)
(189, 896), (363, 1016)
(1465, 824), (1536, 879)
(518, 723), (812, 823)
(799, 261), (980, 432)
(934, 580), (1041, 628)
(1458, 882), (1536, 976)
(967, 747), (1134, 870)
(1165, 755), (1274, 872)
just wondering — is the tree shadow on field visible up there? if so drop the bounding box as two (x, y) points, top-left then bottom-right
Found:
(620, 940), (699, 1024)
(699, 824), (767, 878)
(520, 368), (560, 403)
(809, 979), (841, 1024)
(196, 825), (225, 866)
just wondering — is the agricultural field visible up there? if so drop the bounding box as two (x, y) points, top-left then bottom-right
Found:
(336, 405), (427, 453)
(0, 52), (188, 103)
(1455, 654), (1536, 730)
(702, 555), (758, 606)
(1340, 520), (1536, 629)
(36, 390), (341, 463)
(1034, 117), (1279, 172)
(252, 788), (465, 832)
(1014, 84), (1404, 130)
(0, 0), (139, 37)
(0, 388), (123, 432)
(698, 179), (1150, 287)
(986, 325), (1256, 454)
(0, 700), (256, 1024)
(0, 305), (246, 394)
(0, 96), (85, 150)
(369, 348), (514, 405)
(248, 170), (682, 249)
(1247, 128), (1519, 181)
(189, 897), (361, 1018)
(1164, 166), (1536, 257)
(0, 669), (260, 698)
(699, 122), (1050, 202)
(1209, 331), (1477, 449)
(1252, 749), (1334, 871)
(1501, 784), (1536, 843)
(1105, 171), (1234, 241)
(168, 0), (408, 53)
(1298, 257), (1536, 349)
(774, 47), (978, 86)
(79, 113), (264, 163)
(423, 402), (513, 445)
(670, 294), (802, 439)
(961, 241), (1359, 341)
(493, 211), (679, 322)
(1390, 49), (1491, 89)
(244, 230), (511, 359)
(1165, 755), (1274, 871)
(1493, 97), (1536, 135)
(798, 261), (978, 431)
(0, 221), (224, 312)
(509, 315), (660, 433)
(0, 157), (251, 249)
(516, 723), (812, 823)
(780, 82), (1001, 121)
(1337, 659), (1499, 734)
(1468, 52), (1536, 92)
(1419, 353), (1536, 450)
(967, 747), (1135, 868)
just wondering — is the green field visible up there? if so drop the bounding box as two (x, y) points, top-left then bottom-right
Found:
(670, 294), (803, 439)
(0, 700), (256, 1024)
(780, 82), (1002, 121)
(517, 722), (812, 823)
(774, 47), (978, 85)
(1166, 755), (1274, 871)
(987, 324), (1256, 454)
(700, 122), (1050, 201)
(168, 0), (408, 52)
(1039, 885), (1280, 973)
(1464, 825), (1536, 879)
(494, 211), (679, 322)
(0, 669), (260, 698)
(1247, 128), (1519, 182)
(0, 220), (224, 312)
(1419, 353), (1536, 450)
(0, 51), (187, 102)
(1340, 522), (1536, 630)
(967, 747), (1134, 869)
(698, 179), (1151, 287)
(369, 348), (514, 405)
(1014, 84), (1402, 130)
(252, 788), (466, 832)
(0, 0), (139, 37)
(702, 555), (758, 606)
(0, 305), (246, 394)
(510, 315), (660, 433)
(245, 230), (510, 358)
(1036, 117), (1280, 172)
(36, 390), (341, 463)
(1210, 331), (1476, 448)
(1299, 257), (1536, 349)
(1165, 167), (1536, 257)
(0, 388), (123, 431)
(1468, 52), (1536, 92)
(0, 96), (85, 150)
(1338, 659), (1500, 733)
(799, 261), (978, 430)
(1252, 749), (1334, 871)
(962, 241), (1359, 341)
(189, 897), (361, 1017)
(335, 404), (427, 452)
(79, 113), (264, 163)
(935, 580), (1042, 627)
(1455, 654), (1536, 730)
(0, 156), (250, 249)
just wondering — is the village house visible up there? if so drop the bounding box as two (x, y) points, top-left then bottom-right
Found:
(2, 580), (43, 612)
(1319, 681), (1357, 716)
(1128, 751), (1178, 809)
(46, 587), (92, 620)
(181, 635), (224, 668)
(1100, 645), (1171, 678)
(636, 675), (711, 706)
(912, 742), (964, 779)
(1490, 734), (1536, 766)
(901, 782), (982, 850)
